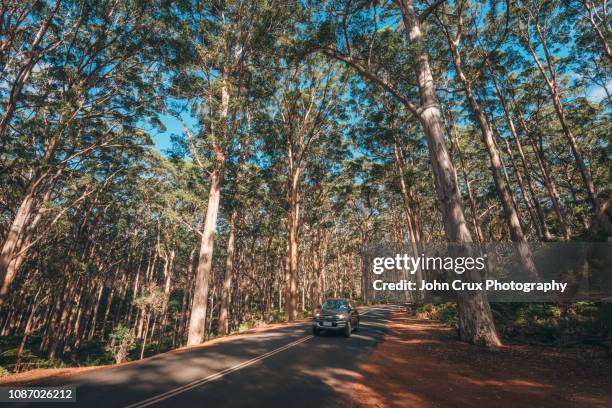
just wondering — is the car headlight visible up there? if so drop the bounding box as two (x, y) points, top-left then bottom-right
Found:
(315, 312), (320, 318)
(335, 313), (347, 319)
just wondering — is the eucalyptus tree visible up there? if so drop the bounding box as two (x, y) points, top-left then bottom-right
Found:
(514, 0), (602, 214)
(349, 83), (427, 289)
(163, 0), (298, 344)
(259, 55), (348, 320)
(0, 0), (165, 304)
(0, 0), (61, 139)
(217, 109), (253, 336)
(310, 0), (501, 346)
(432, 0), (539, 280)
(481, 53), (562, 240)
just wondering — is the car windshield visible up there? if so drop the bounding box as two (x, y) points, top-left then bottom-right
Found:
(321, 299), (348, 310)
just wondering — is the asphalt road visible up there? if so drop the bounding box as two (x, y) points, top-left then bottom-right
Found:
(17, 305), (396, 408)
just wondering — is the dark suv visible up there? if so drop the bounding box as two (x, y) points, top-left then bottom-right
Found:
(312, 298), (360, 337)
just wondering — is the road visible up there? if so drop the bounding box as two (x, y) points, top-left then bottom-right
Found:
(19, 305), (396, 407)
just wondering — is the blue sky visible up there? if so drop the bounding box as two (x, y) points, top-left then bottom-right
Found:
(150, 79), (610, 155)
(151, 113), (181, 152)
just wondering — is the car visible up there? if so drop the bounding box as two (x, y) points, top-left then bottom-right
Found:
(312, 298), (359, 337)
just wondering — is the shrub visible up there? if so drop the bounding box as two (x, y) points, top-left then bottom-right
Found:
(0, 366), (10, 378)
(437, 303), (458, 326)
(106, 325), (136, 364)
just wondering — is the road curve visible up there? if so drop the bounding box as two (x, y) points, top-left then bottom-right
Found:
(20, 305), (397, 408)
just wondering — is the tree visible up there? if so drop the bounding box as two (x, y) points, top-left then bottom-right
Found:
(164, 0), (297, 345)
(261, 56), (347, 320)
(315, 0), (501, 346)
(0, 0), (164, 304)
(434, 0), (539, 280)
(515, 0), (601, 213)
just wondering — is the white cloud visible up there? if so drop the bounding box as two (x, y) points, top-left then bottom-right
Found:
(586, 81), (611, 102)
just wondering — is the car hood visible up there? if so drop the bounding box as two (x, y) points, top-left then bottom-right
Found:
(321, 308), (347, 313)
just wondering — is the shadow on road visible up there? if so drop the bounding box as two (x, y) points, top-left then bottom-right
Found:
(21, 306), (394, 408)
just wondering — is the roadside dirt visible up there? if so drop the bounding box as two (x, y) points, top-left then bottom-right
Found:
(350, 311), (612, 408)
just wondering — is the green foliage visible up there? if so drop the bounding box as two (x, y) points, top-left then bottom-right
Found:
(271, 310), (286, 323)
(493, 303), (612, 344)
(134, 287), (166, 313)
(0, 366), (10, 378)
(0, 336), (72, 374)
(106, 325), (137, 364)
(416, 301), (611, 346)
(415, 303), (458, 327)
(0, 0), (609, 375)
(236, 313), (268, 332)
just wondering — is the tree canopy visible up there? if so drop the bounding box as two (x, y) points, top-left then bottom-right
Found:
(0, 0), (609, 370)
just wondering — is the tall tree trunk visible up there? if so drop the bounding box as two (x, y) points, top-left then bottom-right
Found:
(493, 126), (525, 222)
(140, 311), (151, 360)
(41, 291), (63, 352)
(311, 230), (326, 310)
(156, 248), (175, 350)
(447, 110), (484, 243)
(488, 70), (562, 239)
(396, 0), (501, 346)
(523, 22), (600, 212)
(0, 175), (42, 304)
(393, 140), (424, 294)
(512, 98), (570, 239)
(443, 27), (539, 281)
(87, 283), (105, 341)
(498, 134), (543, 238)
(285, 168), (301, 321)
(187, 56), (232, 345)
(15, 287), (42, 368)
(178, 248), (196, 345)
(101, 286), (115, 339)
(218, 208), (238, 336)
(187, 158), (224, 345)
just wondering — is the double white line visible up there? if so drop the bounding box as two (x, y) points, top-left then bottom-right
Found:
(126, 306), (381, 407)
(125, 335), (312, 408)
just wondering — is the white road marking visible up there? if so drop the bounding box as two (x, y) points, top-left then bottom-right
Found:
(125, 305), (391, 407)
(125, 335), (313, 408)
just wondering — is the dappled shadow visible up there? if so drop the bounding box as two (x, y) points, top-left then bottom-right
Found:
(18, 307), (394, 408)
(351, 312), (612, 408)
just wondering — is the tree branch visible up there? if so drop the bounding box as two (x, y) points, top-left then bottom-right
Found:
(419, 0), (447, 23)
(322, 48), (420, 116)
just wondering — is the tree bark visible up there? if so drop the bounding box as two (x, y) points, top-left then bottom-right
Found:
(16, 287), (42, 368)
(285, 168), (300, 321)
(522, 20), (600, 212)
(488, 70), (563, 239)
(187, 158), (224, 345)
(87, 283), (105, 341)
(186, 57), (232, 345)
(395, 0), (501, 346)
(218, 208), (238, 336)
(0, 175), (43, 304)
(442, 24), (539, 281)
